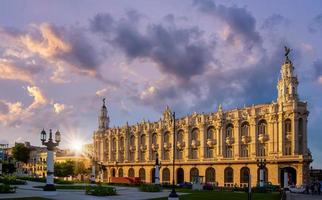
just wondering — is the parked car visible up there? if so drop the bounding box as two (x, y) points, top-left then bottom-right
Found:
(289, 185), (306, 193)
(178, 182), (192, 189)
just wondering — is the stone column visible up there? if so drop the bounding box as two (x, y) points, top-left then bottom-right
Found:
(136, 134), (140, 162)
(303, 118), (308, 155)
(108, 135), (112, 162)
(124, 133), (129, 162)
(116, 137), (119, 162)
(250, 119), (257, 156)
(234, 121), (240, 158)
(293, 117), (299, 155)
(199, 125), (205, 160)
(278, 113), (284, 156)
(216, 125), (222, 156)
(184, 127), (189, 160)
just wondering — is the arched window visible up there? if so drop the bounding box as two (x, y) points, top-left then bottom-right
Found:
(130, 135), (135, 145)
(205, 167), (215, 183)
(226, 124), (234, 137)
(152, 133), (157, 144)
(128, 168), (134, 177)
(164, 132), (170, 143)
(162, 168), (170, 183)
(240, 167), (250, 185)
(224, 167), (234, 186)
(140, 134), (146, 161)
(118, 168), (123, 177)
(258, 120), (267, 135)
(190, 167), (199, 182)
(241, 122), (249, 137)
(285, 119), (292, 133)
(140, 134), (146, 145)
(207, 127), (215, 139)
(177, 130), (184, 160)
(139, 168), (146, 182)
(191, 128), (199, 140)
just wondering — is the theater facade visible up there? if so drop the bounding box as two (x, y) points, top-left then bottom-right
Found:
(93, 51), (312, 187)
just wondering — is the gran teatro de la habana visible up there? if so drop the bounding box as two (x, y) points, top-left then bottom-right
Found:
(93, 50), (312, 188)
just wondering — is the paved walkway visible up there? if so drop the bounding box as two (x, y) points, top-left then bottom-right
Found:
(0, 181), (183, 200)
(287, 192), (322, 200)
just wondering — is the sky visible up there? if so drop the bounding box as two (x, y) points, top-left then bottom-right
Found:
(0, 0), (322, 167)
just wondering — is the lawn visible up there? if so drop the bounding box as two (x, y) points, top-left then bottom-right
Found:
(33, 185), (86, 190)
(149, 191), (281, 200)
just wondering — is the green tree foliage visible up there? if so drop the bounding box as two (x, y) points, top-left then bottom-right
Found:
(1, 161), (16, 174)
(12, 144), (30, 163)
(54, 160), (75, 177)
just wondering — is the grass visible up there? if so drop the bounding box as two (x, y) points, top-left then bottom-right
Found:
(149, 191), (281, 200)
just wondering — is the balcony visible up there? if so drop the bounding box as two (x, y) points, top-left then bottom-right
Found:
(206, 139), (216, 148)
(176, 141), (185, 151)
(225, 137), (234, 146)
(191, 139), (200, 149)
(140, 144), (147, 152)
(151, 143), (159, 151)
(129, 145), (136, 152)
(241, 135), (250, 144)
(258, 134), (268, 144)
(163, 142), (171, 150)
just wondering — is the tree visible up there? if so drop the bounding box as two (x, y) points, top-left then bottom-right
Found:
(54, 160), (75, 177)
(74, 161), (87, 175)
(12, 143), (30, 163)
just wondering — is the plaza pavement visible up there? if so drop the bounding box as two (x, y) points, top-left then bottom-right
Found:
(0, 181), (185, 200)
(287, 192), (322, 200)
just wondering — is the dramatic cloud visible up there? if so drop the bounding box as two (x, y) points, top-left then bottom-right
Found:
(0, 23), (105, 84)
(90, 12), (213, 81)
(194, 0), (261, 49)
(308, 14), (322, 33)
(27, 86), (47, 110)
(0, 61), (35, 83)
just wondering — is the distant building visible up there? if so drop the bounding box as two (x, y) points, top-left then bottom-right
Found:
(93, 49), (312, 187)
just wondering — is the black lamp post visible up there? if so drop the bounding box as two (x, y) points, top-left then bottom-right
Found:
(40, 129), (60, 191)
(168, 112), (179, 200)
(256, 158), (266, 188)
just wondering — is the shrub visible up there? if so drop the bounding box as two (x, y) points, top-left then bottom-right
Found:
(0, 184), (16, 193)
(252, 187), (268, 193)
(85, 185), (116, 196)
(0, 176), (26, 185)
(139, 184), (161, 192)
(18, 177), (74, 184)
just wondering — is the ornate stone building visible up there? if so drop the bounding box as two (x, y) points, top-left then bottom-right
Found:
(93, 51), (312, 187)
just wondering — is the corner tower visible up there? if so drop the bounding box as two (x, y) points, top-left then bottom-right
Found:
(277, 46), (299, 103)
(98, 98), (109, 130)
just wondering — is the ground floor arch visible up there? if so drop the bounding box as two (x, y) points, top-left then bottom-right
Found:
(128, 168), (134, 177)
(190, 167), (199, 182)
(151, 168), (155, 183)
(177, 168), (184, 184)
(205, 167), (215, 183)
(280, 167), (297, 187)
(139, 168), (146, 182)
(240, 167), (250, 187)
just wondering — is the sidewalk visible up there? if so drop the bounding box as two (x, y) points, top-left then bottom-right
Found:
(0, 181), (179, 200)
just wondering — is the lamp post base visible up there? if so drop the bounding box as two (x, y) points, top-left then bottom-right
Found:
(43, 184), (56, 191)
(168, 188), (179, 200)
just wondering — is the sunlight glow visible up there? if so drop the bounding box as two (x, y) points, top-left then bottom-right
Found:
(71, 139), (84, 152)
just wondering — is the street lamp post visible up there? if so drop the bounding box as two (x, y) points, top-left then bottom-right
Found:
(41, 129), (60, 191)
(256, 159), (266, 188)
(168, 112), (179, 200)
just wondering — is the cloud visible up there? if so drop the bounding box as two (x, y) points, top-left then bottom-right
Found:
(53, 103), (65, 114)
(0, 60), (35, 83)
(194, 0), (261, 50)
(90, 12), (213, 82)
(261, 14), (290, 30)
(27, 86), (47, 110)
(0, 23), (105, 84)
(308, 14), (322, 33)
